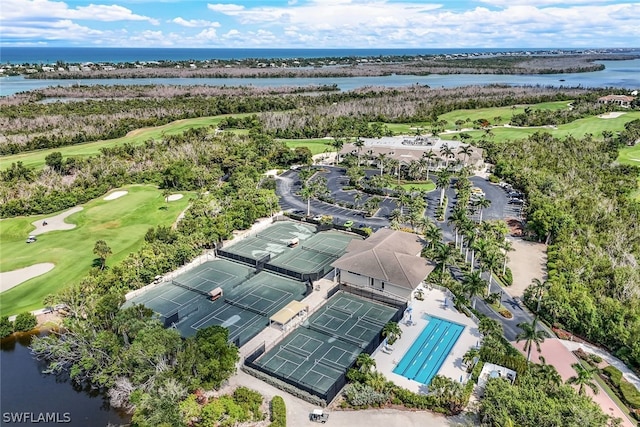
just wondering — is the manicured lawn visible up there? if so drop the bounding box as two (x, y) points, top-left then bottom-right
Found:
(398, 181), (436, 192)
(441, 111), (640, 144)
(282, 138), (333, 155)
(0, 185), (192, 316)
(438, 101), (572, 128)
(0, 114), (252, 170)
(618, 142), (640, 167)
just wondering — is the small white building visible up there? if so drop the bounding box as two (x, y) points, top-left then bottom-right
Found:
(331, 228), (435, 300)
(477, 362), (517, 389)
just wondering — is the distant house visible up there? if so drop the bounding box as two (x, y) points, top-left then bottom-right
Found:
(597, 94), (636, 108)
(331, 228), (435, 300)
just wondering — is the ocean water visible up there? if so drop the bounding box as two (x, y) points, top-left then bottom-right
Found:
(1, 47), (616, 64)
(1, 48), (639, 96)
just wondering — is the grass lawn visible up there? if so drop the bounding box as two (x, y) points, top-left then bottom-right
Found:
(281, 138), (333, 155)
(617, 142), (640, 167)
(441, 111), (640, 144)
(0, 114), (252, 170)
(398, 181), (436, 192)
(0, 184), (192, 316)
(437, 101), (572, 128)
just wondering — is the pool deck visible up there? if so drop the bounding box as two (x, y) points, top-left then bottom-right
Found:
(373, 285), (480, 393)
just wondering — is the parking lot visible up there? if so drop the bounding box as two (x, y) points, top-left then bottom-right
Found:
(276, 166), (522, 233)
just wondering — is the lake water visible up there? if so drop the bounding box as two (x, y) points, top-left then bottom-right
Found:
(0, 332), (130, 427)
(1, 59), (639, 97)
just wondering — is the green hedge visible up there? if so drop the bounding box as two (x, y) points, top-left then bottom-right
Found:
(602, 365), (622, 386)
(620, 381), (640, 409)
(269, 396), (286, 427)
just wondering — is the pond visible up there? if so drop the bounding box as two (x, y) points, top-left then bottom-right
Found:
(0, 332), (131, 426)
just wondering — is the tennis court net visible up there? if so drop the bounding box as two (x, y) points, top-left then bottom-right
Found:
(360, 316), (386, 327)
(306, 323), (365, 348)
(281, 345), (310, 360)
(224, 298), (269, 317)
(301, 245), (338, 258)
(328, 305), (353, 317)
(256, 233), (287, 245)
(313, 357), (344, 373)
(171, 280), (210, 297)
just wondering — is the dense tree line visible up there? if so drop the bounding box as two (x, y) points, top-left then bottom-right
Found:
(486, 132), (640, 368)
(0, 128), (294, 218)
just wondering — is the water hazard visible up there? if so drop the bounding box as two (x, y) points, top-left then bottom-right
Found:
(0, 332), (130, 426)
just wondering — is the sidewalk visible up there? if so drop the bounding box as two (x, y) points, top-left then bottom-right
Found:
(559, 339), (640, 391)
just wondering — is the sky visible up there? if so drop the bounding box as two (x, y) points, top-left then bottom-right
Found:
(1, 0), (639, 48)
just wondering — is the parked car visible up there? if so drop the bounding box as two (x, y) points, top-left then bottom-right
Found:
(312, 215), (323, 221)
(508, 198), (524, 205)
(343, 220), (354, 228)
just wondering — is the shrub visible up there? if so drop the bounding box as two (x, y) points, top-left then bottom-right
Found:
(14, 312), (37, 332)
(589, 354), (603, 364)
(620, 380), (640, 409)
(391, 386), (436, 410)
(0, 316), (13, 338)
(269, 396), (286, 427)
(233, 387), (264, 421)
(498, 308), (513, 319)
(344, 383), (389, 408)
(602, 365), (622, 386)
(488, 175), (500, 183)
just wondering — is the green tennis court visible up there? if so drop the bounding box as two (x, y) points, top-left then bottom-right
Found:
(267, 230), (358, 276)
(219, 222), (316, 265)
(250, 292), (398, 402)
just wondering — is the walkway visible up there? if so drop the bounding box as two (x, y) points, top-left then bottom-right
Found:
(560, 340), (640, 391)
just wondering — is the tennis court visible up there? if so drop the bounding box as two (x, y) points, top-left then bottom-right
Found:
(125, 259), (254, 322)
(218, 221), (316, 265)
(248, 292), (398, 403)
(173, 271), (308, 344)
(267, 230), (358, 276)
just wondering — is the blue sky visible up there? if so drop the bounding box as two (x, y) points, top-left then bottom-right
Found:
(1, 0), (638, 48)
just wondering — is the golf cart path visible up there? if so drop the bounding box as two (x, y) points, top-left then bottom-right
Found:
(30, 206), (83, 236)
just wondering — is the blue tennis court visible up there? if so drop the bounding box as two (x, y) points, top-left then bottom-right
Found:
(393, 315), (465, 385)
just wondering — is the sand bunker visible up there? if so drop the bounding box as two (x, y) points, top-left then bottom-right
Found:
(1, 263), (55, 292)
(167, 194), (184, 202)
(104, 190), (128, 201)
(30, 206), (83, 236)
(599, 112), (626, 119)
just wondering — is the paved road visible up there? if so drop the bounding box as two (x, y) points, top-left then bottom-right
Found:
(276, 166), (540, 340)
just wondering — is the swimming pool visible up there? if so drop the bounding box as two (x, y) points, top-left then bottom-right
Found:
(392, 315), (465, 385)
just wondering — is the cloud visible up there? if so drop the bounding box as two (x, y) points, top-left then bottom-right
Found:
(2, 0), (158, 23)
(172, 17), (220, 28)
(208, 3), (245, 13)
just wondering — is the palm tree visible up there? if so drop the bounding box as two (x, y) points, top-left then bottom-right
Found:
(462, 270), (486, 309)
(462, 347), (480, 368)
(458, 145), (473, 166)
(365, 371), (389, 393)
(439, 144), (454, 168)
(516, 317), (548, 362)
(423, 222), (443, 249)
(533, 356), (562, 390)
(353, 192), (363, 209)
(377, 153), (387, 176)
(435, 242), (456, 275)
(300, 185), (314, 216)
(530, 278), (550, 313)
(382, 321), (402, 344)
(479, 316), (503, 339)
(388, 208), (403, 224)
(353, 137), (365, 166)
(435, 169), (451, 207)
(422, 151), (436, 181)
(448, 206), (468, 249)
(473, 196), (491, 222)
(355, 353), (376, 374)
(331, 137), (344, 165)
(566, 363), (599, 396)
(500, 239), (513, 275)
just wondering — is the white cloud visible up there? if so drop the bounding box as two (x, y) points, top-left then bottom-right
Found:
(2, 0), (158, 23)
(172, 17), (220, 28)
(208, 3), (245, 13)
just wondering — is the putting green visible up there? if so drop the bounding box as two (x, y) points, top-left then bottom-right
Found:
(0, 114), (252, 170)
(618, 143), (640, 167)
(0, 185), (191, 316)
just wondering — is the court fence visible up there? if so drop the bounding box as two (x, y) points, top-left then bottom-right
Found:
(327, 283), (408, 312)
(242, 292), (405, 405)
